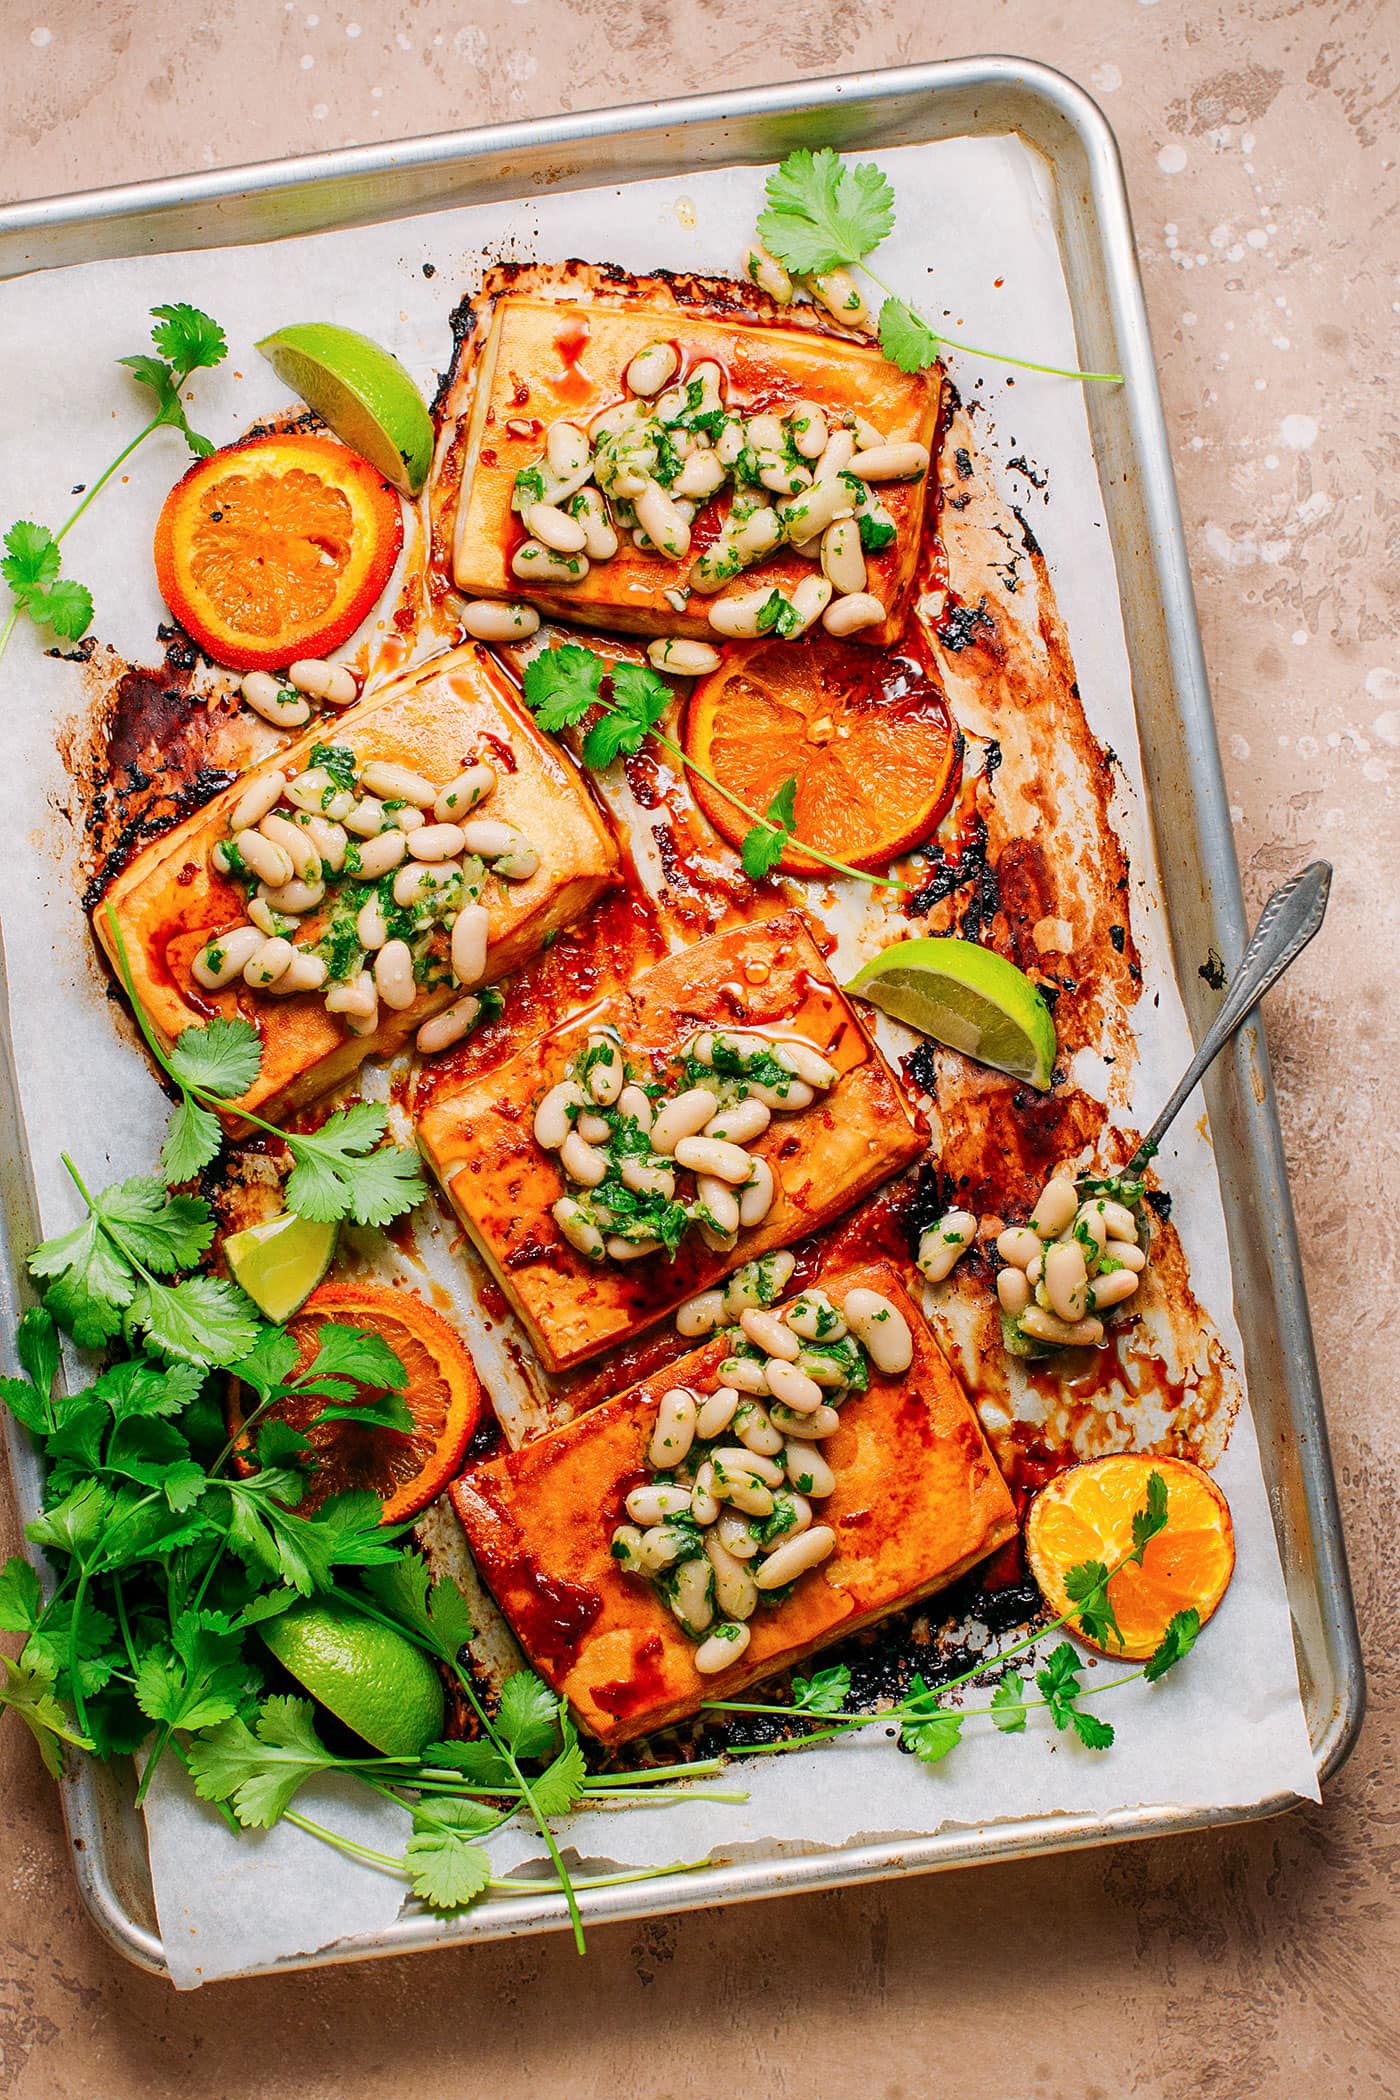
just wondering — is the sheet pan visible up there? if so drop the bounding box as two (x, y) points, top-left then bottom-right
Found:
(0, 55), (1362, 1978)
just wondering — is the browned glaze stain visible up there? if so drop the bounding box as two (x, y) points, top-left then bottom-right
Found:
(593, 1633), (668, 1721)
(495, 1557), (603, 1673)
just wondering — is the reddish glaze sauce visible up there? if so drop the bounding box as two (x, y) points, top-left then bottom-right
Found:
(505, 1564), (604, 1673)
(593, 1634), (669, 1720)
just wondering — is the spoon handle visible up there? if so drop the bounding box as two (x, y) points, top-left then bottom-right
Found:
(1127, 861), (1332, 1176)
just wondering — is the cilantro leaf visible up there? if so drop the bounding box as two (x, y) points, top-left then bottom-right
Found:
(1130, 1469), (1170, 1565)
(495, 1670), (561, 1762)
(900, 1682), (963, 1767)
(231, 1328), (301, 1397)
(790, 1663), (851, 1715)
(1035, 1642), (1084, 1731)
(26, 576), (94, 639)
(1143, 1606), (1201, 1682)
(96, 1180), (216, 1274)
(530, 1731), (587, 1816)
(126, 1274), (260, 1368)
(304, 1323), (408, 1394)
(0, 1556), (44, 1634)
(1069, 1707), (1115, 1751)
(757, 148), (895, 275)
(580, 662), (671, 768)
(187, 1695), (337, 1827)
(740, 774), (797, 882)
(990, 1674), (1028, 1734)
(26, 1479), (113, 1563)
(149, 302), (228, 373)
(877, 296), (943, 375)
(1, 520), (61, 599)
(133, 1611), (251, 1734)
(404, 1799), (494, 1910)
(23, 1599), (119, 1703)
(283, 1103), (426, 1227)
(1064, 1558), (1125, 1651)
(167, 1016), (262, 1101)
(1, 1653), (86, 1778)
(361, 1556), (474, 1666)
(520, 644), (603, 733)
(92, 1355), (203, 1422)
(223, 1482), (402, 1595)
(117, 352), (181, 417)
(160, 1095), (222, 1184)
(30, 1212), (134, 1347)
(16, 1308), (59, 1403)
(421, 1738), (513, 1789)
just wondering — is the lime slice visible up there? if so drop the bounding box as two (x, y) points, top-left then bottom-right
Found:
(225, 1212), (337, 1323)
(255, 322), (434, 495)
(846, 936), (1058, 1090)
(261, 1598), (445, 1757)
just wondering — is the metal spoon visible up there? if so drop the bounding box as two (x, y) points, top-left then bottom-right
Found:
(1125, 860), (1331, 1177)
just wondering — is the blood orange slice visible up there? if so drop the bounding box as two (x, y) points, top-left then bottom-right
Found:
(153, 431), (403, 671)
(683, 636), (960, 875)
(229, 1281), (482, 1523)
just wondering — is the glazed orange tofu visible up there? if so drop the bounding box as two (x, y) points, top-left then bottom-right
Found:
(96, 645), (618, 1126)
(451, 1260), (1017, 1745)
(451, 291), (941, 648)
(416, 912), (924, 1373)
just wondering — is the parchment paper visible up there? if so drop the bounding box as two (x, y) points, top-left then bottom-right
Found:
(0, 135), (1318, 1988)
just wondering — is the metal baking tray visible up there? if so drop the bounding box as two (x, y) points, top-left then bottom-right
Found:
(0, 55), (1363, 1980)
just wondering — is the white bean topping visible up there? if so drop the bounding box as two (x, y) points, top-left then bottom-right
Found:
(743, 242), (793, 303)
(765, 1358), (825, 1414)
(240, 672), (311, 728)
(694, 1622), (750, 1674)
(342, 995), (381, 1038)
(606, 1234), (663, 1262)
(610, 1524), (646, 1575)
(1074, 1201), (1109, 1258)
(392, 862), (455, 909)
(717, 1510), (759, 1560)
(460, 597), (541, 641)
(560, 1129), (608, 1188)
(450, 903), (490, 989)
(702, 1098), (770, 1147)
(816, 427), (856, 479)
(266, 950), (328, 995)
(1108, 1241), (1147, 1273)
(710, 1470), (773, 1518)
(546, 420), (591, 480)
(1088, 1266), (1141, 1311)
(524, 501), (588, 555)
(783, 1291), (846, 1344)
(651, 1088), (719, 1155)
(533, 1080), (586, 1150)
(997, 1225), (1043, 1270)
(707, 588), (782, 640)
(997, 1267), (1032, 1318)
(356, 895), (388, 951)
(690, 1461), (720, 1528)
(1019, 1306), (1104, 1348)
(1031, 1176), (1079, 1239)
(617, 1083), (654, 1132)
(668, 1556), (714, 1636)
(696, 1176), (741, 1237)
(231, 828), (294, 889)
(647, 637), (722, 677)
(712, 1446), (785, 1489)
(287, 658), (356, 706)
(230, 771), (287, 832)
(822, 592), (887, 638)
(626, 1482), (693, 1525)
(301, 812), (348, 874)
(719, 1355), (769, 1396)
(434, 766), (496, 822)
(1043, 1241), (1089, 1324)
(744, 1075), (815, 1113)
(344, 796), (387, 838)
(512, 539), (590, 584)
(192, 925), (264, 990)
(649, 1387), (697, 1471)
(787, 573), (833, 635)
(373, 939), (417, 1012)
(673, 1134), (753, 1185)
(1101, 1200), (1140, 1244)
(721, 1251), (796, 1315)
(325, 969), (377, 1018)
(739, 1307), (801, 1361)
(677, 1290), (726, 1341)
(754, 1525), (836, 1589)
(416, 996), (482, 1054)
(783, 1443), (835, 1498)
(770, 1402), (841, 1440)
(243, 936), (295, 988)
(619, 1155), (676, 1201)
(407, 822), (468, 863)
(821, 515), (866, 596)
(259, 812), (321, 883)
(737, 1159), (776, 1228)
(769, 1037), (838, 1089)
(637, 1524), (682, 1573)
(386, 804), (426, 834)
(360, 760), (437, 807)
(775, 473), (856, 546)
(916, 1212), (978, 1285)
(841, 1286), (915, 1373)
(704, 1535), (758, 1623)
(626, 340), (680, 396)
(354, 830), (407, 880)
(808, 268), (868, 326)
(848, 442), (929, 481)
(257, 876), (325, 916)
(552, 1193), (605, 1256)
(733, 1399), (784, 1458)
(696, 1385), (740, 1439)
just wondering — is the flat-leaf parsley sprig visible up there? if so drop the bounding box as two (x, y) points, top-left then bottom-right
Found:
(756, 149), (1123, 387)
(1, 303), (227, 669)
(705, 1468), (1200, 1764)
(520, 643), (916, 894)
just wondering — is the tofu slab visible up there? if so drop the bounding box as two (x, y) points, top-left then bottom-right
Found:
(451, 289), (941, 648)
(451, 1260), (1018, 1745)
(95, 646), (618, 1125)
(416, 912), (924, 1372)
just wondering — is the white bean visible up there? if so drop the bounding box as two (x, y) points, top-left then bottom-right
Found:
(710, 1467), (774, 1519)
(287, 658), (356, 707)
(284, 768), (356, 821)
(1043, 1241), (1089, 1324)
(721, 1251), (795, 1315)
(623, 339), (678, 395)
(458, 818), (519, 861)
(848, 442), (929, 482)
(534, 1080), (585, 1150)
(512, 539), (590, 585)
(618, 1083), (654, 1132)
(445, 902), (489, 989)
(744, 1075), (815, 1113)
(610, 1524), (647, 1575)
(259, 811), (321, 884)
(607, 1234), (663, 1262)
(787, 399), (828, 460)
(743, 242), (793, 304)
(695, 1177), (740, 1237)
(717, 1510), (759, 1560)
(620, 1155), (676, 1201)
(578, 1033), (622, 1106)
(997, 1267), (1032, 1318)
(794, 1347), (849, 1390)
(553, 1195), (604, 1259)
(627, 1482), (693, 1525)
(739, 1307), (800, 1361)
(392, 862), (457, 910)
(634, 480), (691, 560)
(325, 969), (377, 1019)
(765, 1358), (824, 1414)
(821, 515), (867, 596)
(637, 1524), (682, 1574)
(647, 637), (722, 677)
(701, 1098), (770, 1147)
(808, 267), (868, 326)
(355, 830), (407, 880)
(246, 888), (289, 930)
(576, 1111), (609, 1141)
(667, 1556), (714, 1635)
(240, 672), (310, 728)
(232, 828), (294, 889)
(675, 1296), (725, 1348)
(265, 949), (328, 995)
(737, 1159), (775, 1228)
(1089, 1267), (1141, 1310)
(841, 1286), (914, 1374)
(1074, 1202), (1109, 1259)
(359, 760), (434, 807)
(1107, 1241), (1147, 1273)
(1101, 1200), (1140, 1244)
(416, 995), (482, 1054)
(408, 822), (468, 863)
(522, 502), (586, 555)
(776, 473), (856, 545)
(769, 1036), (838, 1089)
(816, 427), (856, 479)
(344, 796), (388, 838)
(821, 591), (887, 637)
(386, 805), (426, 834)
(997, 1225), (1043, 1270)
(694, 1623), (750, 1674)
(230, 770), (287, 832)
(916, 1212), (978, 1285)
(561, 1129), (608, 1188)
(690, 1461), (720, 1528)
(1031, 1176), (1079, 1239)
(754, 1525), (836, 1589)
(464, 597), (541, 642)
(373, 939), (416, 1012)
(1019, 1306), (1104, 1349)
(732, 1399), (784, 1459)
(673, 1134), (753, 1185)
(649, 1387), (697, 1471)
(342, 991), (381, 1037)
(696, 1385), (740, 1439)
(783, 1444), (835, 1498)
(568, 487), (619, 560)
(192, 924), (264, 989)
(257, 876), (325, 916)
(300, 812), (348, 874)
(770, 1402), (841, 1440)
(787, 573), (832, 635)
(707, 588), (781, 640)
(243, 935), (295, 988)
(546, 419), (591, 482)
(783, 1290), (845, 1344)
(718, 1356), (769, 1396)
(651, 1088), (719, 1155)
(672, 450), (728, 502)
(705, 1536), (758, 1622)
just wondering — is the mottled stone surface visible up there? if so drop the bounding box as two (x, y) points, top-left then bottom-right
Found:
(0, 3), (1396, 2093)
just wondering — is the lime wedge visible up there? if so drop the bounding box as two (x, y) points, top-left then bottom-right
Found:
(846, 936), (1058, 1090)
(261, 1599), (445, 1756)
(255, 322), (434, 495)
(225, 1211), (338, 1322)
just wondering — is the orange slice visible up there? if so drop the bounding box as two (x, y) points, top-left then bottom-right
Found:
(682, 635), (960, 875)
(230, 1281), (482, 1523)
(153, 431), (403, 671)
(1025, 1453), (1235, 1661)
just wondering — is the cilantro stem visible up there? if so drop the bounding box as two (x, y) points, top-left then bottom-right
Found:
(50, 418), (164, 548)
(859, 264), (1124, 386)
(284, 1808), (406, 1875)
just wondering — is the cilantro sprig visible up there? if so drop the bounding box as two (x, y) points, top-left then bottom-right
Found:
(756, 149), (1123, 387)
(1, 303), (227, 668)
(521, 644), (916, 894)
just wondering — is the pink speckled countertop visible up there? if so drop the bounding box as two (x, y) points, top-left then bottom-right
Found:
(1, 4), (1397, 2095)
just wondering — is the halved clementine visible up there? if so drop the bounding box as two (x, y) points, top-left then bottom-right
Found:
(229, 1280), (482, 1523)
(683, 636), (960, 875)
(1025, 1453), (1235, 1661)
(153, 431), (403, 671)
